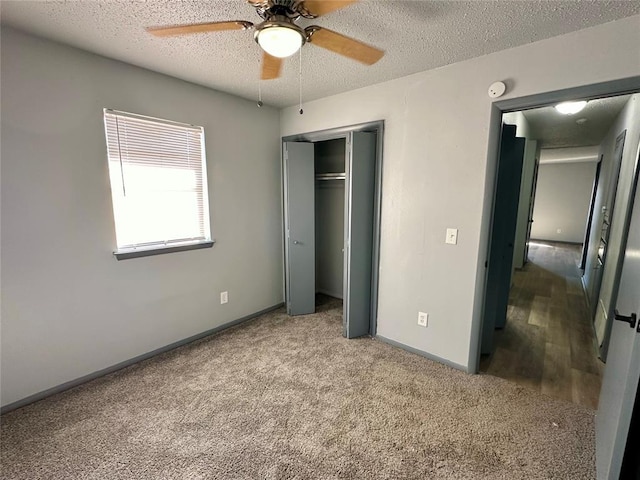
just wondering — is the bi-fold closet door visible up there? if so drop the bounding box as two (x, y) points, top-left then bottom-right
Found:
(283, 132), (376, 338)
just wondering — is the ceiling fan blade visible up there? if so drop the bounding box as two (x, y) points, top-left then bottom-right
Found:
(261, 52), (283, 80)
(303, 0), (358, 17)
(146, 21), (253, 37)
(306, 27), (384, 65)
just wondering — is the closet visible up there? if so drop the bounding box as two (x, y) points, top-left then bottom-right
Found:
(283, 131), (378, 338)
(315, 139), (346, 300)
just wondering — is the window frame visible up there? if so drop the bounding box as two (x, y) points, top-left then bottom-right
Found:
(103, 109), (214, 260)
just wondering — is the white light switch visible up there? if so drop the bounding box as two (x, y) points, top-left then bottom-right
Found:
(446, 228), (458, 245)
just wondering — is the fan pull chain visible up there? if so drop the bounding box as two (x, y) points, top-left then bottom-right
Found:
(299, 48), (304, 115)
(257, 57), (263, 108)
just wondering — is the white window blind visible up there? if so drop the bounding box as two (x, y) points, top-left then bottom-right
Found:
(103, 109), (211, 254)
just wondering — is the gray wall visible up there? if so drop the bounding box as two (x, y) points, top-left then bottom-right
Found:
(315, 184), (345, 298)
(0, 28), (283, 407)
(530, 161), (598, 243)
(280, 15), (640, 369)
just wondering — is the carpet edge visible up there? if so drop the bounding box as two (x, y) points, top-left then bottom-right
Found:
(0, 303), (284, 414)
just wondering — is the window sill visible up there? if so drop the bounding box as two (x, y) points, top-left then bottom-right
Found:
(113, 240), (214, 260)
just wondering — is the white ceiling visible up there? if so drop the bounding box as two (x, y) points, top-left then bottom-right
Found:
(522, 94), (631, 149)
(1, 1), (639, 108)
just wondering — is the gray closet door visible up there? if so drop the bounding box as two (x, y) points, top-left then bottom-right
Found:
(284, 142), (315, 315)
(343, 132), (376, 338)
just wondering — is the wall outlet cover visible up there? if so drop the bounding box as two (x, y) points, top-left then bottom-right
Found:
(445, 228), (458, 245)
(418, 312), (428, 327)
(220, 291), (228, 304)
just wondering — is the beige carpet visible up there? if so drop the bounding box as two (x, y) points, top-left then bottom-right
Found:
(1, 298), (595, 479)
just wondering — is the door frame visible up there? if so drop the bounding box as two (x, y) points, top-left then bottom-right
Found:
(580, 156), (603, 270)
(470, 76), (640, 373)
(523, 154), (540, 265)
(281, 120), (384, 336)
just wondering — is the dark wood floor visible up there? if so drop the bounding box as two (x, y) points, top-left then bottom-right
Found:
(480, 241), (603, 409)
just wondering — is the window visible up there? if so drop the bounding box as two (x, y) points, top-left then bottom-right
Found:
(103, 109), (212, 259)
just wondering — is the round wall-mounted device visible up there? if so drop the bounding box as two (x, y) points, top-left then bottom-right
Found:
(488, 81), (506, 98)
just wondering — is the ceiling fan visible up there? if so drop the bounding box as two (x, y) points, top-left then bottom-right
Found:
(146, 0), (384, 80)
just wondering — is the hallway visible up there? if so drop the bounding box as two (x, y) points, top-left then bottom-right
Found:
(480, 241), (603, 409)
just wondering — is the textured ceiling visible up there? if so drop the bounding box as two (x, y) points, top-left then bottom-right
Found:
(1, 1), (639, 108)
(522, 94), (631, 148)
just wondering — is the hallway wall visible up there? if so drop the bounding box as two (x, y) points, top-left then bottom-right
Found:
(585, 94), (640, 346)
(531, 161), (598, 243)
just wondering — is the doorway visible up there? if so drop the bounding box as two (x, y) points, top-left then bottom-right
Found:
(281, 121), (384, 338)
(474, 77), (640, 480)
(479, 89), (637, 363)
(479, 95), (636, 407)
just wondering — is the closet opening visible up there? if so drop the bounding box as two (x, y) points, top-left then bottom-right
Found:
(315, 139), (346, 311)
(282, 120), (384, 339)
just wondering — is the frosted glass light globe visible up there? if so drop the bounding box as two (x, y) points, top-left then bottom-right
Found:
(257, 25), (304, 58)
(555, 101), (587, 115)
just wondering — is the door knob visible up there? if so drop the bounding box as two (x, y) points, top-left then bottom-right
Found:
(292, 240), (302, 245)
(614, 310), (637, 329)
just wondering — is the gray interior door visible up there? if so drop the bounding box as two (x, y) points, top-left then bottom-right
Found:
(481, 124), (526, 354)
(284, 142), (315, 315)
(343, 132), (376, 338)
(596, 161), (640, 480)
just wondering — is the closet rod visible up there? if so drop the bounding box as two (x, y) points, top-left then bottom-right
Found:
(315, 173), (346, 181)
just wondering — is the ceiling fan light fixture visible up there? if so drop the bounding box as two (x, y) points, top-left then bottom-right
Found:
(555, 101), (587, 115)
(255, 21), (305, 58)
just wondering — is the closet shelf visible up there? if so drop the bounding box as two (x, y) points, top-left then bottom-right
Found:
(315, 173), (346, 181)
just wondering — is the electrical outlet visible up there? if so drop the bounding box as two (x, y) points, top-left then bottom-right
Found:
(418, 312), (429, 327)
(220, 291), (228, 304)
